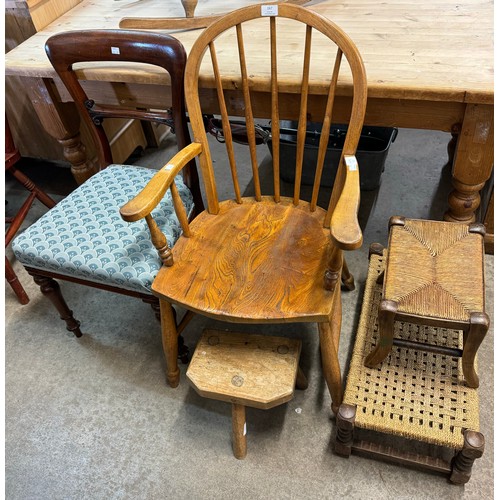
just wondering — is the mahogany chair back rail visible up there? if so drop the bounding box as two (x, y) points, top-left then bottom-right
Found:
(44, 29), (203, 209)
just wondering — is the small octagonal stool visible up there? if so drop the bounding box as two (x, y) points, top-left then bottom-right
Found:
(336, 250), (485, 484)
(187, 329), (306, 459)
(364, 216), (489, 388)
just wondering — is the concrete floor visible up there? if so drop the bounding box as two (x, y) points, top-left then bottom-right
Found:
(5, 128), (493, 499)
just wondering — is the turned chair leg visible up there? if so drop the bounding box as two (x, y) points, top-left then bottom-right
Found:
(231, 403), (247, 459)
(462, 312), (489, 388)
(341, 258), (355, 291)
(335, 404), (356, 457)
(6, 256), (30, 305)
(364, 299), (398, 368)
(144, 297), (190, 363)
(160, 299), (180, 388)
(8, 164), (57, 210)
(318, 287), (343, 414)
(32, 274), (82, 337)
(450, 430), (485, 484)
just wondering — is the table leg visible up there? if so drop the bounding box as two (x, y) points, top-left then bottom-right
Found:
(25, 77), (97, 184)
(446, 104), (494, 223)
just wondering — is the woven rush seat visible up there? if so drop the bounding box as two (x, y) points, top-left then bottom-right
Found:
(12, 165), (194, 295)
(335, 252), (484, 484)
(364, 217), (489, 388)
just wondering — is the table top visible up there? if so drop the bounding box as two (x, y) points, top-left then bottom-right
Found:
(5, 0), (493, 104)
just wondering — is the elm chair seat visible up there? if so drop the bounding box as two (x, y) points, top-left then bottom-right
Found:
(13, 165), (193, 294)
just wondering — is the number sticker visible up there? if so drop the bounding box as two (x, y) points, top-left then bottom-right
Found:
(261, 5), (278, 16)
(345, 156), (358, 171)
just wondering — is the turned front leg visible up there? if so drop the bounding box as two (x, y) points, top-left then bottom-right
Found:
(31, 273), (82, 337)
(318, 280), (343, 414)
(335, 404), (356, 457)
(450, 430), (485, 484)
(324, 247), (343, 291)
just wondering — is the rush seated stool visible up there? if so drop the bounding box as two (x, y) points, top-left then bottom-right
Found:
(364, 216), (489, 388)
(336, 249), (485, 484)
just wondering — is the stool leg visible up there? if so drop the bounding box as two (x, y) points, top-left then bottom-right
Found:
(335, 404), (356, 457)
(450, 430), (485, 484)
(295, 366), (309, 390)
(462, 312), (489, 388)
(364, 299), (398, 368)
(231, 403), (247, 459)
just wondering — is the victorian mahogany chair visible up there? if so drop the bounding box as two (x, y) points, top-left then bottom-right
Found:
(6, 116), (56, 304)
(12, 30), (203, 356)
(120, 3), (367, 410)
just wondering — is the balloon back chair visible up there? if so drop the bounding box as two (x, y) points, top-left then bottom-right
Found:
(120, 4), (367, 410)
(12, 30), (203, 360)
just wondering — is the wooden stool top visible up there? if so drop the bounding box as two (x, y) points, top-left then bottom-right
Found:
(344, 252), (480, 449)
(187, 330), (301, 410)
(384, 218), (485, 322)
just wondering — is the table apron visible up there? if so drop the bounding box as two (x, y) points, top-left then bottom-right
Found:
(52, 79), (468, 133)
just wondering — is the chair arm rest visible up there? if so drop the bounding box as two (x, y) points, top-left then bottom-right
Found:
(120, 142), (202, 222)
(330, 155), (363, 251)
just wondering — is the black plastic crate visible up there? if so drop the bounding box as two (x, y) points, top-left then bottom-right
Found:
(268, 122), (398, 191)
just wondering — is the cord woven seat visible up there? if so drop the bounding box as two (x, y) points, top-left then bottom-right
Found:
(336, 252), (484, 483)
(343, 252), (479, 448)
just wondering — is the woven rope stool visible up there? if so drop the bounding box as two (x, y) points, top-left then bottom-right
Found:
(336, 251), (484, 484)
(187, 329), (306, 459)
(364, 216), (489, 388)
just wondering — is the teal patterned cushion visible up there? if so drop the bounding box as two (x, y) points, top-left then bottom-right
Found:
(12, 165), (194, 294)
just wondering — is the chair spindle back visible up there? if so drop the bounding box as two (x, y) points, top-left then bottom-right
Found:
(185, 3), (367, 226)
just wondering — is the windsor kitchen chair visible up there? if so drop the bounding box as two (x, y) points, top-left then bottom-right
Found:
(120, 3), (367, 410)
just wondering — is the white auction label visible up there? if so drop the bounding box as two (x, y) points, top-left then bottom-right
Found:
(345, 156), (358, 171)
(261, 5), (278, 16)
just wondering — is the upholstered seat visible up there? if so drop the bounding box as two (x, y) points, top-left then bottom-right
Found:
(13, 165), (193, 295)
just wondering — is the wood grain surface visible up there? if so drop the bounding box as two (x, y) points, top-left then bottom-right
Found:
(186, 329), (301, 409)
(152, 198), (336, 322)
(4, 0), (493, 104)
